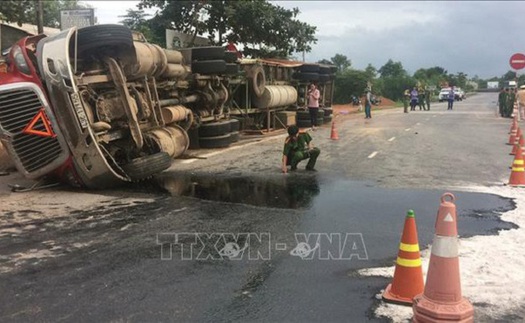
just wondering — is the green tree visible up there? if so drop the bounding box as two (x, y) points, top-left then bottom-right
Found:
(317, 59), (332, 65)
(330, 53), (351, 73)
(139, 0), (317, 58)
(378, 59), (407, 78)
(364, 63), (377, 80)
(333, 69), (368, 104)
(0, 0), (90, 28)
(119, 9), (158, 43)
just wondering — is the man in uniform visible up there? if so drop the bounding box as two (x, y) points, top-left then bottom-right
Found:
(425, 87), (431, 111)
(508, 87), (516, 118)
(498, 88), (506, 117)
(281, 125), (320, 173)
(418, 87), (426, 110)
(517, 85), (525, 120)
(403, 89), (410, 113)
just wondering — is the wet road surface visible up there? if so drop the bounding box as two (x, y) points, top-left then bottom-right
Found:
(0, 173), (515, 322)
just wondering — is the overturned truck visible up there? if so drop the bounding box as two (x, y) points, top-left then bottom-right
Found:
(0, 25), (335, 188)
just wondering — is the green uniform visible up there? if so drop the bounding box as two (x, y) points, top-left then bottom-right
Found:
(508, 90), (516, 117)
(418, 89), (425, 110)
(403, 90), (409, 113)
(425, 90), (431, 110)
(498, 90), (505, 116)
(283, 132), (320, 170)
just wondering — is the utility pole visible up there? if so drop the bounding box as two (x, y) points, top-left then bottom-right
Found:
(36, 0), (44, 34)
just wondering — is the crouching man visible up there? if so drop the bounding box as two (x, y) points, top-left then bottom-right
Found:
(281, 125), (321, 173)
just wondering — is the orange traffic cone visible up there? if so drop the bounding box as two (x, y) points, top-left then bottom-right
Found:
(508, 124), (518, 145)
(510, 116), (518, 132)
(382, 210), (424, 306)
(413, 193), (474, 322)
(330, 121), (339, 140)
(509, 144), (525, 186)
(511, 133), (524, 155)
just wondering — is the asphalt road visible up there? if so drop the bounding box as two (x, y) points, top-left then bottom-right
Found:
(0, 93), (520, 322)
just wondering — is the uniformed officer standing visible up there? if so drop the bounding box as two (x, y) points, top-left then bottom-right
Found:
(403, 89), (410, 113)
(425, 88), (431, 111)
(418, 87), (426, 110)
(508, 87), (516, 118)
(281, 125), (320, 173)
(498, 88), (505, 117)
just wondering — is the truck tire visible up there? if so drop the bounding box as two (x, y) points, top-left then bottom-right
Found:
(299, 64), (320, 73)
(229, 119), (240, 132)
(230, 131), (240, 142)
(319, 74), (330, 83)
(319, 66), (331, 74)
(76, 24), (133, 54)
(192, 60), (227, 74)
(296, 110), (310, 120)
(296, 119), (311, 128)
(317, 109), (325, 118)
(324, 107), (333, 116)
(250, 66), (266, 97)
(122, 152), (172, 181)
(292, 72), (319, 81)
(198, 120), (231, 137)
(191, 46), (225, 61)
(224, 51), (238, 63)
(324, 115), (333, 123)
(199, 133), (232, 148)
(224, 63), (240, 75)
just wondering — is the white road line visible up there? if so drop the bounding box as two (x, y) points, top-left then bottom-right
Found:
(405, 128), (411, 131)
(388, 137), (396, 142)
(368, 151), (378, 159)
(416, 122), (421, 126)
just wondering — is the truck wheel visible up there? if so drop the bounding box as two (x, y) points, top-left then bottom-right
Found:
(324, 107), (333, 116)
(316, 117), (324, 125)
(224, 63), (240, 75)
(319, 74), (330, 83)
(296, 119), (311, 128)
(122, 152), (172, 181)
(76, 24), (133, 54)
(292, 72), (319, 81)
(224, 51), (238, 63)
(319, 66), (331, 74)
(324, 115), (333, 123)
(192, 60), (227, 74)
(317, 109), (325, 118)
(199, 133), (232, 148)
(230, 131), (240, 142)
(250, 66), (266, 97)
(191, 46), (225, 61)
(198, 120), (231, 137)
(299, 64), (320, 73)
(296, 110), (310, 120)
(229, 119), (240, 132)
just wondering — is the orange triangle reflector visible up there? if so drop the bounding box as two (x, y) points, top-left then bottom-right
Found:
(22, 108), (56, 138)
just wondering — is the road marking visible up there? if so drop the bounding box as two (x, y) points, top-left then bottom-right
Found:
(405, 128), (411, 131)
(368, 151), (378, 159)
(416, 122), (421, 126)
(433, 115), (437, 117)
(388, 136), (396, 142)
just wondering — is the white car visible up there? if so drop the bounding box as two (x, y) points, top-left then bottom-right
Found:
(438, 88), (465, 101)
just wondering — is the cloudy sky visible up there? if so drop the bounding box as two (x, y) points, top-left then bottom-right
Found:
(84, 1), (525, 79)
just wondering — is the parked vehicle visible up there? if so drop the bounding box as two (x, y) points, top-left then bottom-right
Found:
(0, 25), (336, 188)
(438, 87), (465, 102)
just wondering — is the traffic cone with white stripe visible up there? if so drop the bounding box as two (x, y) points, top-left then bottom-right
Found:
(330, 121), (339, 140)
(382, 210), (424, 305)
(508, 144), (525, 186)
(413, 193), (474, 322)
(510, 116), (518, 134)
(508, 122), (518, 144)
(511, 133), (524, 155)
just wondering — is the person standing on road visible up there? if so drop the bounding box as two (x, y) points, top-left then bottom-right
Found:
(403, 89), (410, 113)
(364, 88), (372, 119)
(517, 85), (525, 120)
(425, 88), (431, 111)
(508, 87), (516, 118)
(307, 83), (320, 130)
(281, 125), (320, 173)
(447, 87), (455, 110)
(418, 87), (426, 110)
(410, 87), (419, 111)
(498, 88), (506, 117)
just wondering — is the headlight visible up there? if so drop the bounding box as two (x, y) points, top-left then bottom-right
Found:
(12, 45), (30, 75)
